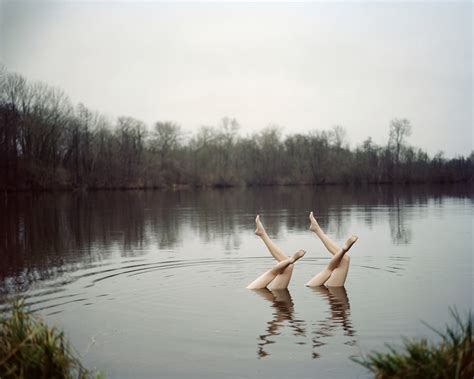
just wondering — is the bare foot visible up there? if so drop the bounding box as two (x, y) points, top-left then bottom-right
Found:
(341, 235), (358, 252)
(309, 211), (320, 233)
(255, 215), (266, 236)
(289, 249), (306, 263)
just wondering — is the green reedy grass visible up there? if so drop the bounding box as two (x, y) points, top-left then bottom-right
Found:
(353, 309), (473, 379)
(0, 299), (102, 379)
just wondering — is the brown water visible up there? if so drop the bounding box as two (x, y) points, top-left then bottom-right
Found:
(0, 185), (472, 378)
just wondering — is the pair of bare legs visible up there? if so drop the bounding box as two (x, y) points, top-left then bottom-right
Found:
(246, 248), (306, 290)
(246, 213), (358, 289)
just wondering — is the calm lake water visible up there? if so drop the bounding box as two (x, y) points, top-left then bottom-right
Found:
(0, 185), (472, 378)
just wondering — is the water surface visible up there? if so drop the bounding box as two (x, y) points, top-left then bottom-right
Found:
(0, 185), (472, 378)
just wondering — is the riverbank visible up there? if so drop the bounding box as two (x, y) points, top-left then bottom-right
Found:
(2, 178), (473, 194)
(0, 299), (101, 379)
(354, 309), (473, 379)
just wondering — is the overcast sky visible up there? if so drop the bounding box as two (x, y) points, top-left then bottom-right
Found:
(1, 1), (472, 157)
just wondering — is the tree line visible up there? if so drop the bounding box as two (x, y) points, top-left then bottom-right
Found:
(1, 66), (472, 191)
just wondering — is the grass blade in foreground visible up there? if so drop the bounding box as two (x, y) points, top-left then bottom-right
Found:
(353, 308), (473, 379)
(0, 298), (102, 379)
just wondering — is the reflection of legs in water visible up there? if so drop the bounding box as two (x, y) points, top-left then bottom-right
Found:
(311, 286), (355, 337)
(310, 286), (357, 359)
(254, 215), (295, 289)
(252, 288), (306, 358)
(306, 234), (358, 287)
(308, 212), (358, 287)
(246, 250), (306, 289)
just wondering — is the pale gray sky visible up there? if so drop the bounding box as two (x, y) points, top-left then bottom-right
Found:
(1, 1), (472, 157)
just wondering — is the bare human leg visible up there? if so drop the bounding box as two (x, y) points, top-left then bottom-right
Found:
(247, 250), (306, 290)
(255, 215), (287, 261)
(309, 211), (354, 287)
(305, 235), (358, 287)
(255, 215), (293, 289)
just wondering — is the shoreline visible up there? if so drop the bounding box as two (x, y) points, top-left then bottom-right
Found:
(1, 178), (473, 194)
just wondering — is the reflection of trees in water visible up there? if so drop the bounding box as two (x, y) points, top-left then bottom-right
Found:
(310, 286), (356, 359)
(0, 184), (470, 289)
(0, 192), (152, 293)
(146, 191), (182, 250)
(388, 196), (412, 245)
(383, 186), (430, 245)
(186, 190), (243, 250)
(251, 289), (306, 358)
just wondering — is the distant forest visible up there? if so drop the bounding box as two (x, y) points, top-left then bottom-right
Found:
(1, 66), (472, 191)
